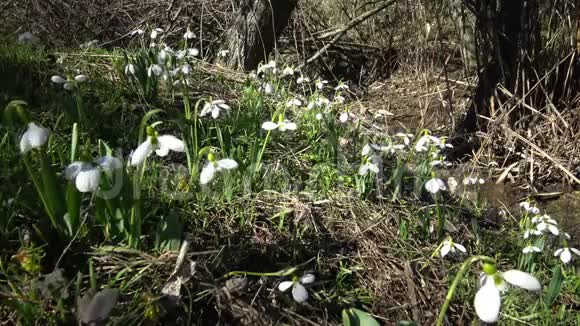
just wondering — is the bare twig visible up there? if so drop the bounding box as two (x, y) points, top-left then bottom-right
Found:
(298, 0), (397, 68)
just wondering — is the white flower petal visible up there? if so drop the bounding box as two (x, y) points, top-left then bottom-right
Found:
(156, 135), (185, 157)
(291, 283), (309, 303)
(63, 82), (75, 90)
(299, 274), (315, 284)
(130, 138), (153, 166)
(261, 121), (278, 131)
(358, 164), (369, 176)
(554, 248), (564, 256)
(368, 163), (379, 174)
(453, 243), (466, 253)
(339, 112), (348, 123)
(440, 242), (451, 257)
(502, 270), (541, 291)
(283, 122), (297, 131)
(547, 224), (559, 235)
(278, 281), (293, 292)
(560, 249), (571, 264)
(199, 164), (216, 185)
(20, 123), (50, 153)
(474, 282), (501, 323)
(74, 75), (87, 83)
(570, 248), (580, 256)
(217, 159), (238, 170)
(51, 75), (66, 84)
(425, 178), (446, 194)
(65, 161), (87, 180)
(75, 168), (101, 192)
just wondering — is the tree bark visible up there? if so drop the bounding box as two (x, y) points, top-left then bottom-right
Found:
(218, 0), (297, 71)
(452, 0), (540, 157)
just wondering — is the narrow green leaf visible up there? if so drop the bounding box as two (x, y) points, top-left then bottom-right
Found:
(544, 264), (563, 305)
(65, 183), (81, 236)
(70, 123), (78, 162)
(343, 308), (380, 326)
(342, 309), (352, 326)
(155, 215), (182, 252)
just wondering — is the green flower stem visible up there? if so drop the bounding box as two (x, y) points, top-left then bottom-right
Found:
(223, 266), (297, 280)
(255, 130), (271, 175)
(435, 195), (444, 238)
(23, 155), (58, 230)
(436, 255), (495, 326)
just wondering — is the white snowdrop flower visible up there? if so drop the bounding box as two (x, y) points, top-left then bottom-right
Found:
(150, 28), (164, 39)
(316, 79), (328, 90)
(316, 97), (330, 107)
(334, 83), (349, 91)
(315, 113), (323, 120)
(339, 112), (356, 123)
(18, 32), (36, 43)
(563, 232), (571, 240)
(430, 160), (451, 167)
(125, 64), (136, 75)
(415, 135), (431, 152)
(158, 49), (169, 64)
(278, 273), (315, 303)
(181, 64), (192, 75)
(334, 95), (345, 104)
(535, 216), (559, 235)
(131, 29), (144, 36)
(375, 144), (405, 155)
(130, 135), (184, 166)
(554, 247), (580, 264)
(19, 122), (50, 154)
(65, 156), (122, 193)
(296, 76), (310, 84)
(425, 178), (447, 194)
(183, 28), (195, 39)
(257, 60), (277, 74)
(147, 64), (163, 77)
(463, 177), (484, 185)
(282, 67), (294, 76)
(474, 264), (540, 323)
(522, 245), (542, 254)
(259, 82), (274, 95)
(531, 214), (553, 224)
(217, 50), (229, 58)
(74, 75), (87, 83)
(200, 100), (230, 119)
(523, 229), (542, 239)
(361, 144), (372, 156)
(199, 154), (238, 185)
(261, 119), (297, 132)
(51, 75), (66, 84)
(187, 48), (199, 57)
(395, 133), (413, 146)
(278, 120), (297, 131)
(286, 99), (302, 107)
(440, 239), (466, 257)
(359, 155), (380, 176)
(519, 201), (540, 214)
(177, 50), (187, 60)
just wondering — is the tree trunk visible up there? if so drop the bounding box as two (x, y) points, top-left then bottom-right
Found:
(218, 0), (297, 71)
(452, 0), (540, 157)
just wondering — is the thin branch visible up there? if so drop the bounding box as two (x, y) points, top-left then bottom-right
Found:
(298, 0), (397, 68)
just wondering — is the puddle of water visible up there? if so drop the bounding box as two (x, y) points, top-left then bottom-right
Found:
(457, 182), (580, 238)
